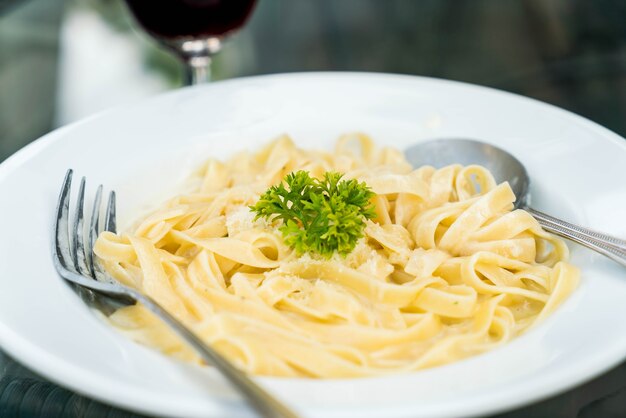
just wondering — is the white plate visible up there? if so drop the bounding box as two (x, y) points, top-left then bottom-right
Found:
(1, 73), (626, 418)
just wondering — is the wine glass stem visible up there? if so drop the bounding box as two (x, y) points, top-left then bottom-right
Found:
(186, 55), (212, 85)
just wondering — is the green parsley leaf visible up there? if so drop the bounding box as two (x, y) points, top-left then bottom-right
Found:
(250, 171), (376, 258)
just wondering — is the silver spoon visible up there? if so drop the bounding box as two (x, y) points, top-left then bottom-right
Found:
(405, 138), (626, 267)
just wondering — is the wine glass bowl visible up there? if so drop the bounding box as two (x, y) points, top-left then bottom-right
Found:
(123, 0), (258, 84)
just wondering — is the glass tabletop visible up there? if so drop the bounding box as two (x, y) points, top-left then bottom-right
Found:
(0, 0), (625, 416)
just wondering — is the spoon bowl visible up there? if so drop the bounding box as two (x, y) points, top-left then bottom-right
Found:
(404, 139), (530, 207)
(404, 138), (626, 267)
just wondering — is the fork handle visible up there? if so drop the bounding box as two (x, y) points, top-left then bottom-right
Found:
(526, 207), (626, 268)
(129, 290), (299, 418)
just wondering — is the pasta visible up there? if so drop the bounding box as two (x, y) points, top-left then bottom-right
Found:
(94, 133), (579, 378)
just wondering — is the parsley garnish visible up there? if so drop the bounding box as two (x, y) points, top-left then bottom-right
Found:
(251, 171), (376, 258)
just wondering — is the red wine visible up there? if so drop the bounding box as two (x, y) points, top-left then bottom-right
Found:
(124, 0), (257, 39)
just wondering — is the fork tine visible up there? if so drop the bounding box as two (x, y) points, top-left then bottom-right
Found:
(88, 185), (103, 278)
(54, 169), (76, 272)
(93, 189), (116, 282)
(72, 177), (91, 277)
(104, 191), (117, 233)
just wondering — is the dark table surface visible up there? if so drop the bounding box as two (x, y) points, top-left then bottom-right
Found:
(1, 0), (626, 417)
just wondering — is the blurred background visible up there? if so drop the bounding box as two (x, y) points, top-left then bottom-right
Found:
(1, 0), (625, 161)
(1, 0), (626, 417)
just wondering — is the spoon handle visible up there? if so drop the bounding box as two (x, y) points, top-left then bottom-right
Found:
(526, 207), (626, 267)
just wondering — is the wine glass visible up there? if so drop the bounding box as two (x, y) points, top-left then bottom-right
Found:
(123, 0), (258, 84)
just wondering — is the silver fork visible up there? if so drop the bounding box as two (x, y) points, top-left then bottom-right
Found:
(52, 169), (299, 418)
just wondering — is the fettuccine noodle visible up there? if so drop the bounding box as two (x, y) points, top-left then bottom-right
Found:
(94, 134), (579, 378)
